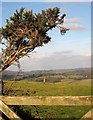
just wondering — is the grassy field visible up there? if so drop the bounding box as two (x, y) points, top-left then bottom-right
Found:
(4, 79), (91, 96)
(4, 79), (92, 120)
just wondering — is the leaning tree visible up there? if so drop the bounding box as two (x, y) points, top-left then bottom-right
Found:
(0, 7), (69, 94)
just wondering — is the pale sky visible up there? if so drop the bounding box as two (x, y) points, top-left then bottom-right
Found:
(0, 2), (91, 71)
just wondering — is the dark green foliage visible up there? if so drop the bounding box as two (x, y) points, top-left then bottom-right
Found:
(10, 105), (92, 120)
(0, 7), (66, 71)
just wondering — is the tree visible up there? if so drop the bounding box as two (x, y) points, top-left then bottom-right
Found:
(0, 7), (69, 71)
(0, 7), (69, 94)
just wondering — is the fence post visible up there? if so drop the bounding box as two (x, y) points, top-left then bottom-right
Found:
(80, 108), (93, 120)
(0, 100), (22, 120)
(0, 79), (3, 95)
(0, 70), (3, 95)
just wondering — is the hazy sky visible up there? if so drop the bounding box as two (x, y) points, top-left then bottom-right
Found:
(1, 2), (91, 71)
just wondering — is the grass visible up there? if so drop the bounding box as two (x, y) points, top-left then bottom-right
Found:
(4, 79), (92, 119)
(4, 79), (91, 96)
(11, 105), (92, 120)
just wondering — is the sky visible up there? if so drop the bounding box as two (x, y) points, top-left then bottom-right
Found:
(0, 0), (92, 2)
(0, 2), (91, 71)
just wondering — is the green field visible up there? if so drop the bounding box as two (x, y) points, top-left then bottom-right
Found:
(4, 79), (92, 120)
(4, 79), (91, 96)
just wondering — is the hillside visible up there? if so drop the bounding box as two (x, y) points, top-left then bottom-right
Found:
(2, 68), (91, 82)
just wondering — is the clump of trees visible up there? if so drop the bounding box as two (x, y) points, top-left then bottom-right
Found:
(0, 7), (68, 72)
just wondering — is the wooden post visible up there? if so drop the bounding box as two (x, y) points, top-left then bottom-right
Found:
(0, 67), (4, 95)
(0, 96), (92, 106)
(0, 116), (4, 120)
(0, 77), (3, 95)
(0, 78), (3, 95)
(0, 100), (22, 120)
(0, 96), (92, 119)
(43, 76), (46, 83)
(0, 79), (2, 95)
(80, 108), (93, 120)
(0, 66), (3, 95)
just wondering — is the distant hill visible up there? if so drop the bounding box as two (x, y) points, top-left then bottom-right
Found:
(2, 68), (91, 81)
